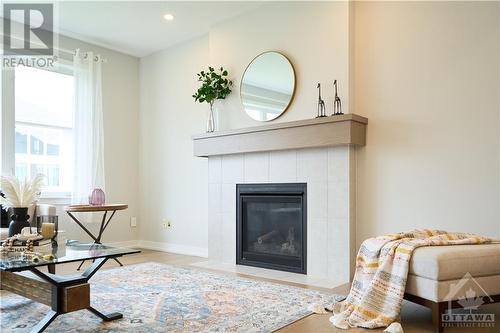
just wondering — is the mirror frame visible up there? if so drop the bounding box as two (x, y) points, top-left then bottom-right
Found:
(240, 51), (296, 122)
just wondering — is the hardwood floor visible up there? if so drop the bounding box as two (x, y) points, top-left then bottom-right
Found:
(51, 249), (500, 333)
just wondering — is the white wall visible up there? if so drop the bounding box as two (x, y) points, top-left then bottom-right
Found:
(354, 1), (500, 244)
(139, 36), (209, 253)
(209, 1), (351, 129)
(138, 2), (350, 254)
(45, 35), (140, 243)
(138, 1), (500, 254)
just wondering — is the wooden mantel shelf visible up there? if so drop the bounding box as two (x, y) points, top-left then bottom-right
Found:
(192, 113), (368, 157)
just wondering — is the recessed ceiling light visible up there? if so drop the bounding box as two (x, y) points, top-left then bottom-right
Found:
(163, 13), (174, 21)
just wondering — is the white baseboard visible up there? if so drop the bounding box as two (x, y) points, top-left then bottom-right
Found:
(117, 240), (207, 258)
(108, 240), (140, 248)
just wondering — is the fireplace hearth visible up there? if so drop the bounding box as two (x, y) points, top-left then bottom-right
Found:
(236, 183), (307, 274)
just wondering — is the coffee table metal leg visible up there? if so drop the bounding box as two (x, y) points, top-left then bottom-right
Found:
(79, 256), (122, 270)
(30, 310), (58, 333)
(14, 254), (130, 333)
(87, 306), (123, 321)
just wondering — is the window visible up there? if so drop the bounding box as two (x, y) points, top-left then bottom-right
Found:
(47, 144), (59, 156)
(29, 164), (60, 186)
(30, 163), (43, 179)
(12, 65), (74, 197)
(30, 134), (45, 155)
(15, 164), (27, 180)
(46, 166), (60, 186)
(15, 131), (27, 154)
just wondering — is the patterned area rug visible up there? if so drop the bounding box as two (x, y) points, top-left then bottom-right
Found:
(1, 262), (344, 332)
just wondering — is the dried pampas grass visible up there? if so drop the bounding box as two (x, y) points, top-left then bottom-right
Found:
(0, 174), (45, 209)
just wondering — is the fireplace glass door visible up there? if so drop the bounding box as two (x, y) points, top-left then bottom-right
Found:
(237, 184), (306, 274)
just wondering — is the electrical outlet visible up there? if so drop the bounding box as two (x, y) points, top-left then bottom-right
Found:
(130, 217), (137, 228)
(162, 218), (170, 229)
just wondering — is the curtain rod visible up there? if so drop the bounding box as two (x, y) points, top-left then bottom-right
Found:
(73, 48), (108, 63)
(46, 46), (108, 63)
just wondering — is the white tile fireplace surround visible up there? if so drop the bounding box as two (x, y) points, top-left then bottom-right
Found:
(192, 116), (367, 288)
(200, 146), (356, 287)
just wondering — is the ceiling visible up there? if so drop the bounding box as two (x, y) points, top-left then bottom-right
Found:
(55, 1), (262, 57)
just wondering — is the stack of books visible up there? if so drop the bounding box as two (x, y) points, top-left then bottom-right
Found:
(1, 238), (53, 253)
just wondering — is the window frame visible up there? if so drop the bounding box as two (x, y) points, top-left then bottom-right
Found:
(1, 60), (74, 201)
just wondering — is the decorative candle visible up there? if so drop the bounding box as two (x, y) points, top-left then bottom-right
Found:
(41, 223), (55, 239)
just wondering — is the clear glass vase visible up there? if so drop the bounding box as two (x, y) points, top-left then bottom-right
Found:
(206, 102), (219, 132)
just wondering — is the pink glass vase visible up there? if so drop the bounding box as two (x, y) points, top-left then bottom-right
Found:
(89, 188), (105, 206)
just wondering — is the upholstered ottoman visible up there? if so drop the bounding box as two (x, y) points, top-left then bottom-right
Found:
(404, 243), (500, 332)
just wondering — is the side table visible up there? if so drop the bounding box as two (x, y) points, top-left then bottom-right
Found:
(65, 204), (128, 270)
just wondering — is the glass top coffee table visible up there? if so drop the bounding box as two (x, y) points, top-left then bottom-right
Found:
(0, 242), (140, 333)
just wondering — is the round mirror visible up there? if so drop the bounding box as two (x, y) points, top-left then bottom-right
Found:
(240, 51), (295, 121)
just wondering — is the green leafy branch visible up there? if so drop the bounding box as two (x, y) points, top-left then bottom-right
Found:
(192, 66), (233, 108)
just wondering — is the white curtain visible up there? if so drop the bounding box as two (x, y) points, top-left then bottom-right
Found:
(72, 50), (105, 204)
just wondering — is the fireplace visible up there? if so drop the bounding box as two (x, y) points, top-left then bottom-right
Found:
(236, 183), (307, 274)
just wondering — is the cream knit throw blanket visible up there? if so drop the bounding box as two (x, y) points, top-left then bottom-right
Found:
(326, 229), (491, 331)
